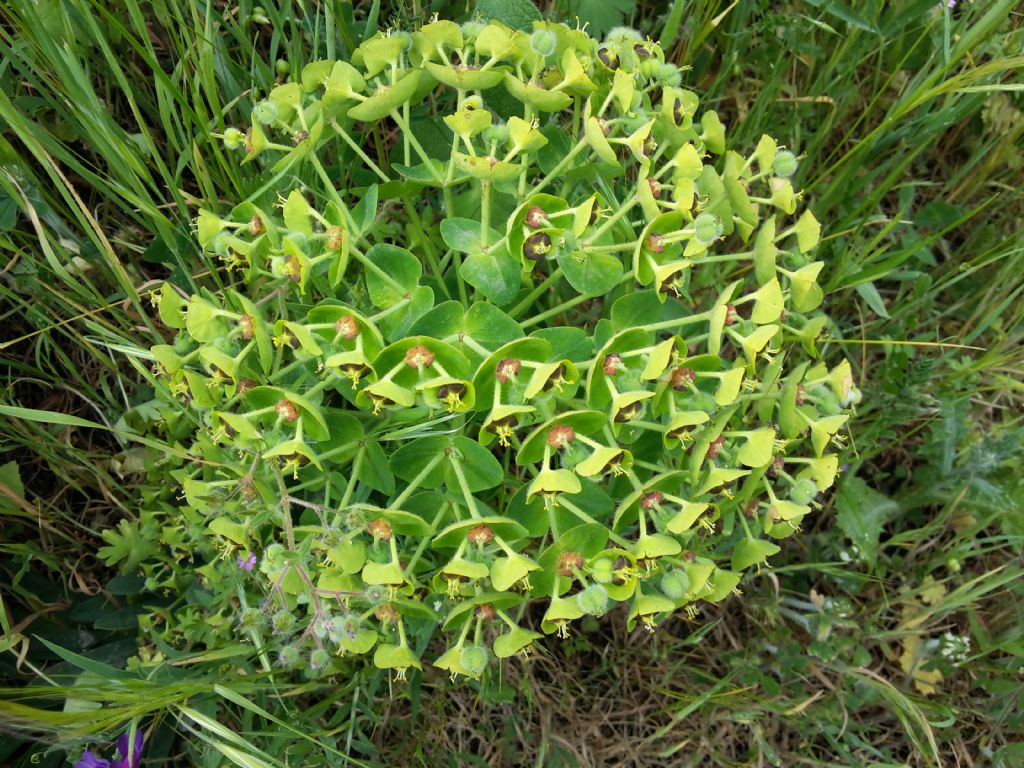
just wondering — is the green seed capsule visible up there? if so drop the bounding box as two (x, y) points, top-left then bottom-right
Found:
(693, 212), (723, 245)
(530, 29), (558, 58)
(460, 645), (489, 677)
(576, 583), (609, 616)
(789, 478), (819, 505)
(660, 569), (690, 600)
(774, 150), (798, 178)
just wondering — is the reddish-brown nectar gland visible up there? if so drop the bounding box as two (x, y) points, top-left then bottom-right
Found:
(283, 254), (301, 282)
(404, 345), (435, 369)
(615, 401), (642, 423)
(648, 178), (662, 198)
(707, 435), (725, 459)
(476, 603), (496, 620)
(249, 215), (265, 236)
(239, 314), (255, 340)
(543, 364), (569, 392)
(641, 491), (663, 510)
(672, 98), (685, 126)
(275, 399), (299, 422)
(525, 206), (548, 229)
(488, 414), (519, 433)
(724, 304), (740, 326)
(523, 232), (552, 261)
(240, 479), (258, 503)
(467, 524), (494, 546)
(327, 226), (345, 251)
(367, 518), (393, 541)
(682, 550), (697, 563)
(556, 551), (585, 577)
(237, 378), (258, 394)
(495, 357), (521, 384)
(375, 604), (400, 623)
(646, 233), (665, 253)
(597, 47), (619, 70)
(603, 353), (623, 376)
(547, 425), (574, 450)
(795, 384), (806, 406)
(335, 315), (359, 340)
(670, 367), (696, 391)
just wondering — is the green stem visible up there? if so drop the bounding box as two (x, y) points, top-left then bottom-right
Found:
(390, 109), (440, 181)
(390, 452), (445, 509)
(449, 456), (480, 518)
(331, 121), (391, 182)
(519, 272), (632, 329)
(586, 193), (639, 243)
(647, 310), (712, 334)
(403, 504), (451, 576)
(527, 138), (587, 197)
(331, 446), (365, 526)
(508, 267), (563, 319)
(480, 180), (491, 248)
(559, 498), (631, 548)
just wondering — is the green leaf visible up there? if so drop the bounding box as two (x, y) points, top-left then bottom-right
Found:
(460, 245), (521, 305)
(474, 0), (541, 30)
(803, 0), (881, 34)
(0, 461), (24, 512)
(389, 436), (447, 490)
(348, 71), (422, 122)
(364, 243), (422, 307)
(451, 435), (504, 492)
(378, 285), (435, 343)
(855, 281), (890, 318)
(577, 0), (638, 38)
(834, 476), (898, 567)
(282, 190), (313, 236)
(529, 327), (593, 362)
(409, 301), (464, 340)
(736, 429), (776, 468)
(464, 303), (524, 349)
(209, 516), (247, 546)
(358, 440), (396, 496)
(34, 636), (134, 679)
(185, 296), (227, 342)
(352, 184), (378, 235)
(0, 404), (106, 431)
(610, 290), (686, 332)
(557, 248), (624, 297)
(731, 538), (781, 570)
(440, 217), (501, 254)
(158, 283), (187, 328)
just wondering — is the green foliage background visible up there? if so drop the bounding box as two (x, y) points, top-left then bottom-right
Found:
(0, 1), (1022, 766)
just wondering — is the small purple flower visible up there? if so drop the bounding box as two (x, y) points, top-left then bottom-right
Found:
(76, 731), (144, 768)
(839, 463), (851, 472)
(237, 552), (257, 571)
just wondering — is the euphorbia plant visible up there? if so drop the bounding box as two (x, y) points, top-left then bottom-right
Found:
(131, 18), (859, 682)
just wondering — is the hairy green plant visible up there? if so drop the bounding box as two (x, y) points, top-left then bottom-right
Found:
(107, 19), (854, 681)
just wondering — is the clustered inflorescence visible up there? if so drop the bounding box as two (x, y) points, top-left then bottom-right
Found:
(140, 18), (858, 681)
